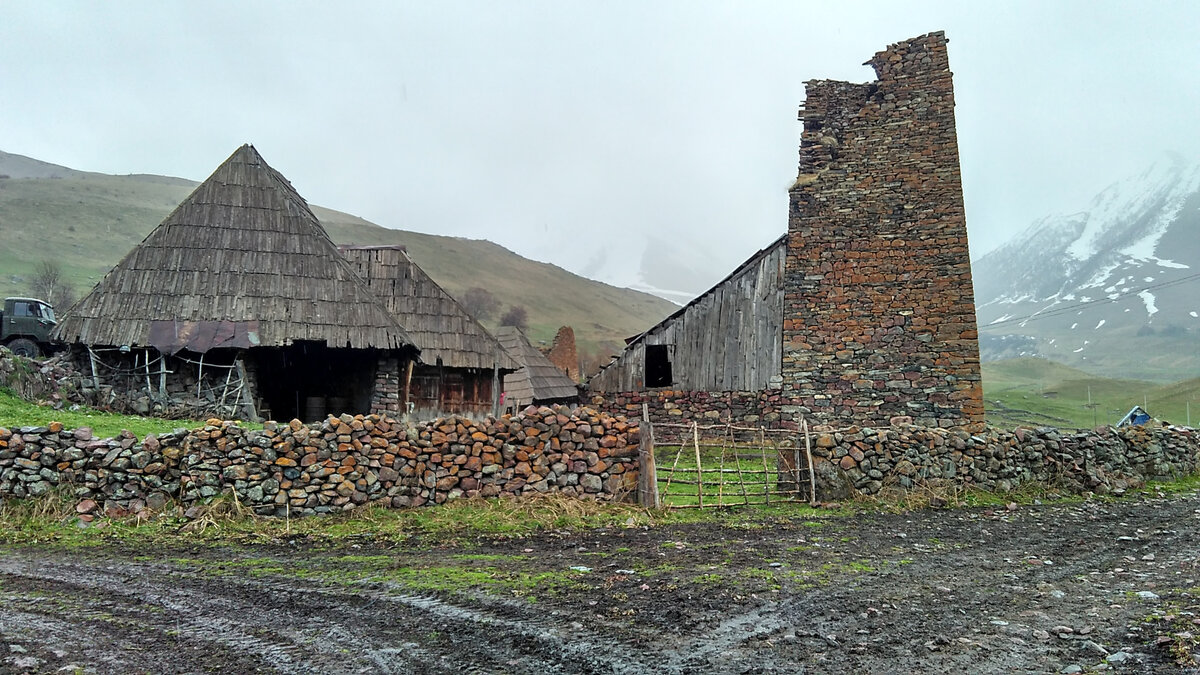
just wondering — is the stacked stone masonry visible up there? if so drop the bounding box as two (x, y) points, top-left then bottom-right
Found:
(808, 423), (1198, 499)
(783, 31), (983, 429)
(0, 406), (640, 517)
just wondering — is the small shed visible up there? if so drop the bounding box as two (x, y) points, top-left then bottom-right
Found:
(340, 245), (518, 419)
(495, 326), (580, 411)
(1117, 406), (1152, 427)
(54, 145), (419, 421)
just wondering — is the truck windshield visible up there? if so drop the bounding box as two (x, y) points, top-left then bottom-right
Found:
(42, 305), (56, 322)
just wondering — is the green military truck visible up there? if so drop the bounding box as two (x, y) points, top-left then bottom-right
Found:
(0, 297), (58, 358)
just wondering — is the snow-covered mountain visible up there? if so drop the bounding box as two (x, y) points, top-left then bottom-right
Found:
(973, 155), (1200, 381)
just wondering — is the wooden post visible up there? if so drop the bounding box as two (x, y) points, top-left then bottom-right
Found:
(760, 429), (770, 505)
(734, 425), (751, 505)
(803, 417), (818, 506)
(637, 403), (660, 508)
(236, 357), (258, 421)
(491, 351), (501, 418)
(196, 352), (205, 399)
(142, 349), (153, 395)
(402, 358), (415, 418)
(158, 350), (167, 399)
(692, 421), (703, 508)
(88, 348), (99, 387)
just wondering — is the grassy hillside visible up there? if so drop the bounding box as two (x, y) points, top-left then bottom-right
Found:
(0, 153), (676, 362)
(983, 357), (1200, 430)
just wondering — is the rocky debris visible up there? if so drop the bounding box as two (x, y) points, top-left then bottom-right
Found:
(0, 405), (639, 517)
(0, 347), (247, 420)
(0, 347), (77, 405)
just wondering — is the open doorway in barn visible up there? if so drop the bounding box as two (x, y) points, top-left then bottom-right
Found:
(250, 342), (379, 422)
(645, 344), (673, 388)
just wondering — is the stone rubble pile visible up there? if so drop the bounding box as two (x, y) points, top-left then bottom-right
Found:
(0, 406), (640, 517)
(0, 347), (247, 422)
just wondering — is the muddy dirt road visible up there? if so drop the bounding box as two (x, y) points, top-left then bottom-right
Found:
(3, 490), (1199, 674)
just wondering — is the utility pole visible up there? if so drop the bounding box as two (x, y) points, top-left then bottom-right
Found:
(1083, 385), (1099, 428)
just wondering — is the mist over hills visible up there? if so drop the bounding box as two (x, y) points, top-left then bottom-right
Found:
(0, 150), (677, 362)
(973, 154), (1200, 381)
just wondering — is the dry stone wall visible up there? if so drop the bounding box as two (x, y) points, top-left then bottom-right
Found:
(809, 423), (1199, 499)
(591, 389), (798, 442)
(0, 406), (640, 517)
(783, 31), (984, 430)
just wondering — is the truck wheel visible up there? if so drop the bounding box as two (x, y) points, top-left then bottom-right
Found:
(7, 338), (40, 358)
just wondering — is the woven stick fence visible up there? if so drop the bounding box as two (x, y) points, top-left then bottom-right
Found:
(639, 416), (818, 509)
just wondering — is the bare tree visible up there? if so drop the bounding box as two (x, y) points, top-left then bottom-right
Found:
(499, 305), (529, 331)
(459, 286), (500, 321)
(28, 260), (76, 309)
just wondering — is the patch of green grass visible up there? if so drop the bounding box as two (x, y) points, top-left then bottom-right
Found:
(1143, 473), (1200, 495)
(982, 357), (1200, 429)
(0, 387), (203, 438)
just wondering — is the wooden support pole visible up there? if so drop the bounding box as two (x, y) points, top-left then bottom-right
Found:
(236, 357), (258, 421)
(734, 425), (751, 505)
(692, 421), (703, 508)
(760, 428), (770, 505)
(196, 352), (205, 399)
(142, 349), (152, 395)
(638, 403), (660, 509)
(158, 351), (167, 398)
(803, 417), (818, 506)
(491, 351), (501, 418)
(402, 358), (415, 418)
(88, 348), (99, 387)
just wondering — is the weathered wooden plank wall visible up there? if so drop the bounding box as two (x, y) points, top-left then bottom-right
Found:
(589, 239), (784, 393)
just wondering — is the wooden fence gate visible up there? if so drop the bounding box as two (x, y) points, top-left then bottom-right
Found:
(637, 406), (817, 509)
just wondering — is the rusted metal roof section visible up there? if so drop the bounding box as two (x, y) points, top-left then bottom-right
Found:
(495, 326), (580, 404)
(53, 145), (417, 352)
(340, 245), (518, 371)
(147, 320), (261, 355)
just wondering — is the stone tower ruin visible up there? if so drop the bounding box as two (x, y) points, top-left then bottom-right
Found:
(782, 31), (984, 429)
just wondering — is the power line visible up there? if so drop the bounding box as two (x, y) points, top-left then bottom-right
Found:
(982, 270), (1200, 329)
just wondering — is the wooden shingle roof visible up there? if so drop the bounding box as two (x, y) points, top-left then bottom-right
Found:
(495, 326), (579, 403)
(340, 245), (518, 371)
(54, 145), (416, 352)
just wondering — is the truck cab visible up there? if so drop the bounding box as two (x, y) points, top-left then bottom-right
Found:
(1, 297), (58, 358)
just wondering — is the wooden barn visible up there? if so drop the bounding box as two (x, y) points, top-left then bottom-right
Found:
(587, 236), (785, 393)
(495, 326), (581, 411)
(53, 145), (420, 422)
(340, 245), (518, 419)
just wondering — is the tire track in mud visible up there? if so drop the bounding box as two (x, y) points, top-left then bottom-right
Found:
(2, 491), (1197, 674)
(0, 554), (655, 674)
(719, 495), (1200, 674)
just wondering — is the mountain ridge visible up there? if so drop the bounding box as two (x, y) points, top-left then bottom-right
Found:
(0, 149), (678, 365)
(973, 154), (1200, 381)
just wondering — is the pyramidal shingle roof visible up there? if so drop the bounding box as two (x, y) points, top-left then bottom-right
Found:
(495, 326), (579, 403)
(54, 144), (416, 352)
(341, 245), (518, 371)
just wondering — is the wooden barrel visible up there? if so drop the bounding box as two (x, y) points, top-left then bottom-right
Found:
(327, 396), (349, 415)
(304, 396), (326, 421)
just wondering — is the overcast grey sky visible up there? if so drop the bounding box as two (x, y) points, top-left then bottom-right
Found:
(3, 1), (1198, 296)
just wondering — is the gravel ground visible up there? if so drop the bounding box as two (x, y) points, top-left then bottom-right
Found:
(2, 489), (1199, 674)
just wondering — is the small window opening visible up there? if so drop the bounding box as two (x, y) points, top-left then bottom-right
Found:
(645, 344), (673, 388)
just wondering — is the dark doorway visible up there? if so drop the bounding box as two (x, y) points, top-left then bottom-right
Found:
(251, 342), (378, 421)
(645, 344), (673, 388)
